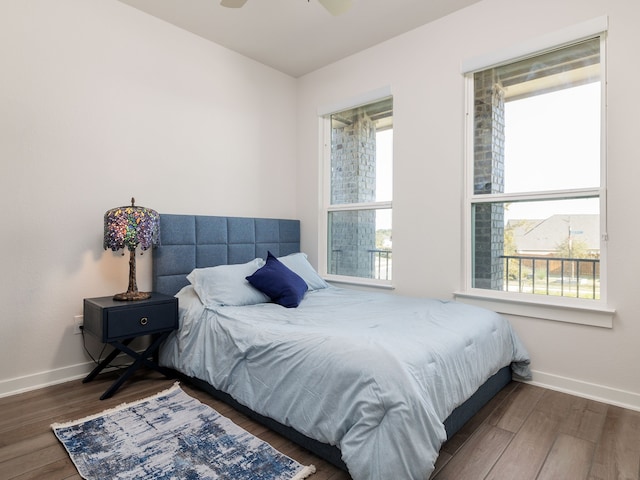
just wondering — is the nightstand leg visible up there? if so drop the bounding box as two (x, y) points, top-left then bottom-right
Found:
(98, 332), (173, 400)
(83, 339), (134, 384)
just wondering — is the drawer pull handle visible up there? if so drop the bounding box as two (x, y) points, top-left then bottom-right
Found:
(140, 317), (148, 326)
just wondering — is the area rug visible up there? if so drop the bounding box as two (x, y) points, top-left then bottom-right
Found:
(51, 383), (316, 480)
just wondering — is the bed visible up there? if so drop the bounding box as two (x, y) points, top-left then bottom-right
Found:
(153, 214), (531, 480)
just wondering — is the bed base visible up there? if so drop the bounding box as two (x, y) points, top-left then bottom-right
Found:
(177, 366), (512, 471)
(443, 365), (511, 437)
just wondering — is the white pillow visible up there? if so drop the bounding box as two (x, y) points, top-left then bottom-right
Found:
(277, 253), (329, 290)
(186, 258), (269, 307)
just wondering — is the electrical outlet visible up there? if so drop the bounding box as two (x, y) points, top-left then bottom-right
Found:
(73, 315), (83, 335)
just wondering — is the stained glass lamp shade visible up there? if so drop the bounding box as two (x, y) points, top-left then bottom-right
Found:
(103, 198), (160, 301)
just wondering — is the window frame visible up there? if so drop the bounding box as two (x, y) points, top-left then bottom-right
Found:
(318, 94), (394, 288)
(457, 32), (614, 328)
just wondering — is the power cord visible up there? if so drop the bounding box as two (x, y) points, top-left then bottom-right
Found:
(80, 326), (131, 372)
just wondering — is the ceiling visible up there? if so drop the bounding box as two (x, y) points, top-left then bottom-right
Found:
(117, 0), (481, 78)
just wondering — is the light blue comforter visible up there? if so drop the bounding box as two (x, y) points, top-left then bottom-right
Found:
(160, 286), (530, 480)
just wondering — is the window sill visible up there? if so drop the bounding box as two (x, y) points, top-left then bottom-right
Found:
(324, 274), (394, 290)
(453, 290), (614, 328)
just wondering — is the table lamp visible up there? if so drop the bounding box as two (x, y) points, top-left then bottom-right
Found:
(103, 198), (160, 301)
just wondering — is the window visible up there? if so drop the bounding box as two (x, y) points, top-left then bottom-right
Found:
(323, 97), (393, 284)
(465, 36), (606, 304)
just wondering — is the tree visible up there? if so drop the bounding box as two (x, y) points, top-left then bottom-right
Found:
(555, 237), (590, 259)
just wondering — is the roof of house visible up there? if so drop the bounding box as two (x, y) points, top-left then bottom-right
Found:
(508, 214), (599, 255)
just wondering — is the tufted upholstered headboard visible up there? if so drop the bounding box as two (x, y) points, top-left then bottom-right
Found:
(152, 214), (300, 297)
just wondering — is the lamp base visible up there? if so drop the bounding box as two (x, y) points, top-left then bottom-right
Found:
(113, 291), (152, 301)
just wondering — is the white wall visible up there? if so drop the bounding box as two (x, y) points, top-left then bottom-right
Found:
(296, 0), (640, 409)
(0, 0), (297, 395)
(3, 0), (639, 411)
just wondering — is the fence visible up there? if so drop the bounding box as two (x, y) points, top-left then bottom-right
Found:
(500, 255), (600, 299)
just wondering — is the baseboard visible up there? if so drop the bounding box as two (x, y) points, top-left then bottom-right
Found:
(528, 369), (640, 412)
(0, 354), (133, 399)
(3, 364), (640, 413)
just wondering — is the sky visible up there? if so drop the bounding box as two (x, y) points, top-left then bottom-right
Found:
(502, 81), (601, 222)
(375, 129), (393, 230)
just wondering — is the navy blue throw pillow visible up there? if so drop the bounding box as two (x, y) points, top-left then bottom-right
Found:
(246, 252), (309, 308)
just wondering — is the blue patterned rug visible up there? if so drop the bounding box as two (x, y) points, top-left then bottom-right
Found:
(52, 383), (316, 480)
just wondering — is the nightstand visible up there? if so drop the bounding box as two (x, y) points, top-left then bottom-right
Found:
(82, 293), (178, 400)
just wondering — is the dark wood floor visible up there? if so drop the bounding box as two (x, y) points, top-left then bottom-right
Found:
(0, 370), (639, 479)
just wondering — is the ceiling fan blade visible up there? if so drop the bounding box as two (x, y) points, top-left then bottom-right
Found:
(318, 0), (352, 16)
(220, 0), (248, 8)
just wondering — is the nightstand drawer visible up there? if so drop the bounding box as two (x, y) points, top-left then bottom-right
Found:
(83, 294), (178, 343)
(106, 303), (176, 340)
